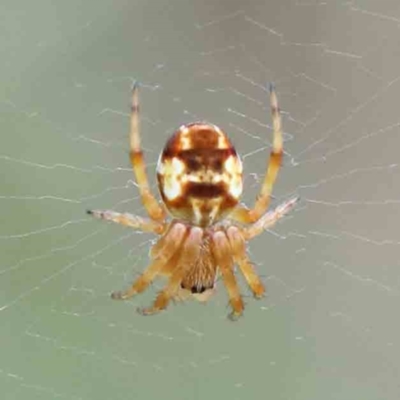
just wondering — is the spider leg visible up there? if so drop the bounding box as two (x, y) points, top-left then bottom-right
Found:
(139, 227), (203, 315)
(226, 226), (265, 298)
(211, 231), (244, 320)
(243, 196), (299, 240)
(129, 83), (166, 222)
(111, 223), (187, 300)
(87, 209), (166, 235)
(230, 84), (283, 224)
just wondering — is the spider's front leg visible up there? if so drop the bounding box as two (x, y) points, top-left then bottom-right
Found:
(230, 84), (283, 224)
(87, 209), (166, 234)
(129, 83), (166, 222)
(243, 196), (299, 240)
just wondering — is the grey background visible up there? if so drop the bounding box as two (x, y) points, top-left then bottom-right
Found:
(1, 1), (400, 399)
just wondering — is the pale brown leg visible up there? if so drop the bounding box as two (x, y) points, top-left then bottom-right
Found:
(226, 226), (265, 298)
(111, 223), (187, 300)
(139, 227), (203, 315)
(230, 84), (283, 224)
(211, 231), (244, 320)
(129, 83), (166, 222)
(243, 196), (299, 240)
(87, 209), (165, 235)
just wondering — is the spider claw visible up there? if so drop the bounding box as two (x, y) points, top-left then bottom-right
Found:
(136, 307), (148, 315)
(251, 282), (266, 299)
(228, 310), (243, 321)
(269, 82), (276, 93)
(137, 306), (161, 316)
(111, 290), (127, 300)
(131, 80), (140, 92)
(86, 209), (104, 219)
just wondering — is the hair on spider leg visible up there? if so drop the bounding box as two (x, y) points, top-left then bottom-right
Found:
(275, 195), (301, 214)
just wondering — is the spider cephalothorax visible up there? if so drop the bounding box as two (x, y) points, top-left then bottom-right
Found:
(88, 83), (298, 319)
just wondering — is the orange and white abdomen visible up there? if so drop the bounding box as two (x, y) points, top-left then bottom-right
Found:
(157, 122), (243, 227)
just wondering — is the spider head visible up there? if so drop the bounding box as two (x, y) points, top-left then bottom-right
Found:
(157, 123), (243, 227)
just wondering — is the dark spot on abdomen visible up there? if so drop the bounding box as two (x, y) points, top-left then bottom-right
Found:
(186, 182), (225, 198)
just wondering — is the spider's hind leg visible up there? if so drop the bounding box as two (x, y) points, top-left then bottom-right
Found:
(226, 226), (265, 299)
(138, 227), (203, 315)
(211, 231), (244, 320)
(111, 223), (186, 301)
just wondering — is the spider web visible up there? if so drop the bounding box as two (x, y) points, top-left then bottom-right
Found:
(2, 0), (400, 399)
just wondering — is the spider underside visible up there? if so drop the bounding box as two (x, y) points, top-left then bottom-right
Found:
(88, 83), (298, 320)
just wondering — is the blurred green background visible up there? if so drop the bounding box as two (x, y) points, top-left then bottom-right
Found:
(2, 1), (400, 399)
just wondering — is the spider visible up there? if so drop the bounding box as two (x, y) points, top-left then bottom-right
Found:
(87, 83), (298, 320)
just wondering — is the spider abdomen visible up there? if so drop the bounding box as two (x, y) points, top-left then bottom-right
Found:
(157, 122), (243, 226)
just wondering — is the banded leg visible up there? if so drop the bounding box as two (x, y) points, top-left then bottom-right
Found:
(129, 83), (166, 222)
(243, 196), (299, 240)
(226, 226), (265, 298)
(211, 231), (244, 320)
(139, 227), (203, 315)
(230, 84), (283, 224)
(87, 209), (165, 235)
(111, 223), (187, 300)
